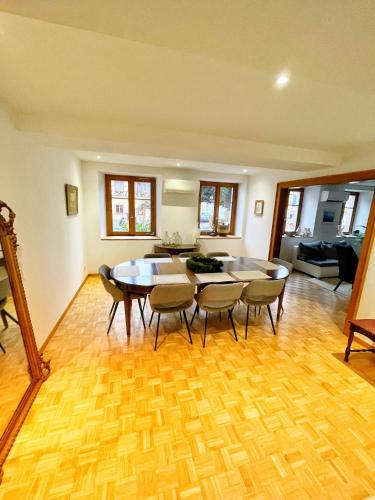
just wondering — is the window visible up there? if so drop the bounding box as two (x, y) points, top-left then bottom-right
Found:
(198, 181), (238, 234)
(105, 174), (156, 236)
(284, 188), (304, 234)
(340, 192), (359, 234)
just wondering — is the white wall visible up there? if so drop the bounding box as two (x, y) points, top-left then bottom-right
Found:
(299, 185), (321, 234)
(82, 161), (248, 272)
(0, 107), (85, 347)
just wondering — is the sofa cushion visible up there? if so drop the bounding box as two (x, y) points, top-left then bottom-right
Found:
(298, 241), (325, 261)
(322, 241), (337, 259)
(301, 258), (339, 268)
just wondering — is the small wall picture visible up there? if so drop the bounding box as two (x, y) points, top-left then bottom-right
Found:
(254, 200), (264, 216)
(322, 209), (336, 223)
(65, 184), (78, 215)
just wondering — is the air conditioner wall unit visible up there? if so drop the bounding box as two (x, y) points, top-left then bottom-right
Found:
(320, 190), (349, 203)
(163, 179), (199, 194)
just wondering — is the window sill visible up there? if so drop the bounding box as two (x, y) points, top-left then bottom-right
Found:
(101, 236), (161, 241)
(198, 235), (242, 240)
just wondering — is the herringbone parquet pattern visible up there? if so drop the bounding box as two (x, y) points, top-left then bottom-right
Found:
(0, 272), (374, 499)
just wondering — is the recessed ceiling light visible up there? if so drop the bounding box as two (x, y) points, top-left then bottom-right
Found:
(96, 154), (101, 160)
(177, 162), (181, 167)
(275, 72), (290, 88)
(349, 181), (359, 184)
(243, 169), (247, 173)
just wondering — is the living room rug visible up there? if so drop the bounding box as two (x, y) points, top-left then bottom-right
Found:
(307, 277), (352, 296)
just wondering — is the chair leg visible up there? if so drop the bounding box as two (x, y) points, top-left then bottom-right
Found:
(203, 311), (208, 347)
(154, 313), (161, 351)
(333, 279), (343, 292)
(344, 330), (355, 362)
(109, 301), (115, 317)
(1, 310), (8, 329)
(190, 304), (198, 326)
(179, 311), (183, 324)
(219, 311), (222, 321)
(149, 311), (154, 327)
(0, 342), (5, 354)
(3, 310), (19, 325)
(245, 305), (250, 340)
(267, 304), (276, 335)
(258, 306), (261, 316)
(107, 302), (119, 334)
(183, 310), (193, 344)
(137, 299), (146, 329)
(228, 309), (238, 341)
(142, 296), (147, 312)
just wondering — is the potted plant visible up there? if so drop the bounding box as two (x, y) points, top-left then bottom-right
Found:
(217, 223), (230, 237)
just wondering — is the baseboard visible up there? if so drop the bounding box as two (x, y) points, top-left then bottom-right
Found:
(39, 274), (88, 353)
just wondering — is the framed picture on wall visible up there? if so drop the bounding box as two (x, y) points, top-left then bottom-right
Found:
(322, 209), (336, 223)
(254, 200), (264, 216)
(65, 184), (78, 216)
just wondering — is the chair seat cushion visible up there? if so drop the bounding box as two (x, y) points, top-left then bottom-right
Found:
(349, 319), (375, 339)
(299, 257), (338, 267)
(152, 299), (193, 314)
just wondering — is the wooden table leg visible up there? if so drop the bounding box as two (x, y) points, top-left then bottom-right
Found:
(344, 327), (355, 362)
(277, 287), (285, 321)
(123, 292), (132, 337)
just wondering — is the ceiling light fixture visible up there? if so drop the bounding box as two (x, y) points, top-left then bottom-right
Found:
(177, 162), (181, 167)
(243, 169), (247, 173)
(275, 72), (290, 89)
(96, 154), (101, 160)
(349, 181), (359, 184)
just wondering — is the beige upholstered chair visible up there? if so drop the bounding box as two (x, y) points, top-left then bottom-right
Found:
(143, 253), (172, 259)
(241, 279), (285, 337)
(149, 283), (195, 350)
(99, 265), (146, 334)
(179, 252), (204, 258)
(0, 271), (19, 354)
(270, 258), (293, 315)
(192, 282), (243, 347)
(206, 252), (230, 258)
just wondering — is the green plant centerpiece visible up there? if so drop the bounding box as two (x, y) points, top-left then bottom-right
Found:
(186, 256), (223, 273)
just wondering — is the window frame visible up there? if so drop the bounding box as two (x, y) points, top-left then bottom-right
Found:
(105, 174), (156, 236)
(283, 188), (304, 235)
(339, 191), (359, 234)
(198, 181), (238, 235)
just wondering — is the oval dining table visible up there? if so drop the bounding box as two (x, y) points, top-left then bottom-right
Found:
(111, 256), (289, 337)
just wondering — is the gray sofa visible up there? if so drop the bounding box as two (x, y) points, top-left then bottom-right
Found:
(292, 240), (340, 278)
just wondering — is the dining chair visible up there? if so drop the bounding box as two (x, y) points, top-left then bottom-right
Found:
(334, 244), (358, 292)
(143, 253), (172, 259)
(206, 252), (230, 258)
(241, 279), (285, 337)
(179, 252), (205, 258)
(98, 264), (146, 334)
(149, 283), (195, 350)
(270, 258), (293, 315)
(192, 282), (243, 347)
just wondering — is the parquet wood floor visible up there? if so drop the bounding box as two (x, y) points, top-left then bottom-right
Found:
(0, 272), (374, 499)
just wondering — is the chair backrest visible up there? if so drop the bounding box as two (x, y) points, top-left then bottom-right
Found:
(206, 252), (230, 257)
(98, 264), (123, 301)
(149, 283), (195, 309)
(144, 253), (172, 259)
(336, 244), (359, 284)
(179, 252), (204, 258)
(242, 279), (285, 304)
(270, 258), (293, 274)
(198, 282), (243, 308)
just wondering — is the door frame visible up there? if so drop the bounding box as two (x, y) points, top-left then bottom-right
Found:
(268, 169), (375, 335)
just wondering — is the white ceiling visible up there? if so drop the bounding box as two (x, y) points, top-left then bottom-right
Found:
(0, 1), (375, 171)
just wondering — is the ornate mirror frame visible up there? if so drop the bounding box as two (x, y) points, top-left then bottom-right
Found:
(0, 201), (50, 483)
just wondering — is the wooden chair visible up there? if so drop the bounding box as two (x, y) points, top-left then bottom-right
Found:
(241, 279), (285, 337)
(98, 265), (146, 334)
(149, 283), (195, 350)
(192, 282), (243, 347)
(334, 244), (358, 292)
(344, 319), (375, 361)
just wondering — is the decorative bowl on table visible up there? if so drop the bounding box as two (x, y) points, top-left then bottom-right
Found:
(186, 256), (223, 273)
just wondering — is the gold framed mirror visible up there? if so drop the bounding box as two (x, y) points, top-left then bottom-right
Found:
(0, 201), (50, 483)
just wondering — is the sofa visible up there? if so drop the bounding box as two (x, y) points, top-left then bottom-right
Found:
(292, 240), (346, 279)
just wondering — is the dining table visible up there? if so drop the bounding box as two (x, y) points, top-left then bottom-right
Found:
(111, 256), (290, 337)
